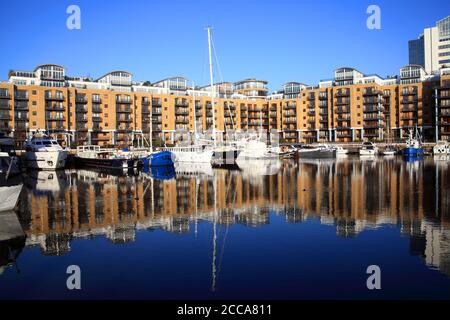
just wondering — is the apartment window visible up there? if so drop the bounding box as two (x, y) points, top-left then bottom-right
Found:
(32, 101), (37, 106)
(32, 121), (36, 126)
(32, 90), (37, 95)
(32, 111), (37, 116)
(105, 104), (108, 108)
(105, 123), (108, 127)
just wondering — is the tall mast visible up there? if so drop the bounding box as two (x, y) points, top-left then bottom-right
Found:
(207, 26), (216, 146)
(193, 81), (197, 137)
(149, 98), (153, 152)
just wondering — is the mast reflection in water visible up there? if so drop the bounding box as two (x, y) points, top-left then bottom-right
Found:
(1, 157), (450, 299)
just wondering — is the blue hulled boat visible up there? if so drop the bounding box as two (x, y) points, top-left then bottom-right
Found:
(143, 151), (175, 167)
(402, 128), (424, 157)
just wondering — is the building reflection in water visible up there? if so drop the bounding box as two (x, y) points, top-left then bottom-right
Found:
(9, 157), (450, 277)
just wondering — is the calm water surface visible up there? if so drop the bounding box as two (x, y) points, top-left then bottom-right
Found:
(1, 156), (450, 300)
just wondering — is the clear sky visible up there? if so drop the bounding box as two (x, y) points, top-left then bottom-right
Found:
(1, 0), (449, 91)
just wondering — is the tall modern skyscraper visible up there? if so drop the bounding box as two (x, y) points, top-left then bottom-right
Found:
(409, 15), (450, 73)
(409, 35), (425, 67)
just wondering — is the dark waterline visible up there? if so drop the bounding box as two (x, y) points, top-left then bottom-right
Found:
(1, 156), (450, 300)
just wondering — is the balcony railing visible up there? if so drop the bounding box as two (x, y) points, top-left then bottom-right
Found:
(319, 93), (328, 100)
(116, 106), (132, 113)
(45, 104), (65, 111)
(116, 96), (132, 104)
(175, 100), (189, 107)
(45, 93), (65, 101)
(0, 91), (11, 99)
(76, 106), (88, 113)
(335, 107), (350, 113)
(285, 103), (296, 110)
(75, 95), (88, 103)
(335, 90), (350, 97)
(0, 102), (12, 110)
(175, 109), (189, 116)
(0, 113), (11, 120)
(46, 117), (66, 121)
(117, 117), (133, 123)
(335, 99), (350, 106)
(14, 101), (28, 110)
(363, 89), (380, 96)
(14, 92), (29, 100)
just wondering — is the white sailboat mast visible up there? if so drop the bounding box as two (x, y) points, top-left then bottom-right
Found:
(149, 98), (153, 152)
(207, 27), (217, 146)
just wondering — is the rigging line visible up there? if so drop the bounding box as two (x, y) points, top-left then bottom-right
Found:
(211, 36), (236, 136)
(211, 36), (225, 90)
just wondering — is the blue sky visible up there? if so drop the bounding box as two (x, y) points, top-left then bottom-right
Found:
(0, 0), (449, 91)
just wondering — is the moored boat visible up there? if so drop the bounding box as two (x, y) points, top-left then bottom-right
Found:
(23, 132), (68, 170)
(433, 141), (450, 155)
(146, 151), (175, 167)
(74, 145), (140, 170)
(334, 146), (348, 155)
(402, 128), (424, 156)
(0, 152), (22, 213)
(359, 141), (378, 156)
(382, 145), (397, 156)
(297, 145), (336, 159)
(164, 144), (213, 163)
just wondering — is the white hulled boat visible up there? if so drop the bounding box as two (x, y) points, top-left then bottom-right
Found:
(359, 141), (378, 156)
(334, 146), (348, 155)
(433, 141), (450, 155)
(0, 134), (22, 212)
(0, 153), (22, 213)
(235, 135), (278, 161)
(165, 144), (213, 163)
(23, 132), (68, 170)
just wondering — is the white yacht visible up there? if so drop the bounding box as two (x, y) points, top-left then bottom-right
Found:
(23, 132), (68, 170)
(433, 141), (450, 155)
(359, 141), (378, 156)
(334, 146), (348, 155)
(236, 138), (278, 161)
(164, 144), (213, 163)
